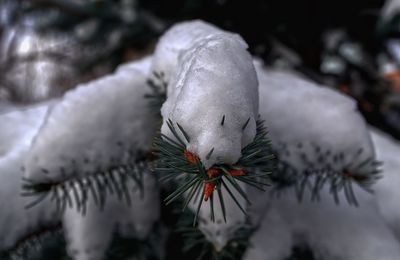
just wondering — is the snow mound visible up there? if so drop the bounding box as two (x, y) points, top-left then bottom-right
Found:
(0, 103), (58, 250)
(157, 21), (259, 168)
(243, 187), (400, 260)
(256, 62), (375, 176)
(0, 102), (51, 158)
(371, 128), (400, 241)
(63, 172), (160, 260)
(23, 57), (156, 183)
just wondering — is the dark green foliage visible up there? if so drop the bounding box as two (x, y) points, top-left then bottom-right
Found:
(0, 223), (165, 260)
(105, 224), (166, 260)
(174, 209), (255, 260)
(270, 147), (382, 206)
(285, 246), (316, 260)
(178, 225), (253, 260)
(152, 118), (275, 223)
(21, 161), (147, 214)
(0, 224), (69, 260)
(145, 71), (168, 116)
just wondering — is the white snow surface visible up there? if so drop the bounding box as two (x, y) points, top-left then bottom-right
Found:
(371, 128), (400, 241)
(157, 21), (259, 168)
(255, 61), (375, 175)
(151, 20), (223, 84)
(23, 57), (157, 183)
(241, 64), (400, 260)
(116, 56), (152, 75)
(0, 102), (52, 157)
(0, 103), (60, 250)
(63, 172), (160, 260)
(243, 187), (400, 260)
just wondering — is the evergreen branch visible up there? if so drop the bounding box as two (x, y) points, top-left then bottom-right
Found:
(217, 186), (227, 223)
(270, 147), (382, 205)
(221, 180), (247, 216)
(152, 118), (275, 223)
(0, 224), (68, 260)
(242, 117), (251, 130)
(0, 222), (165, 260)
(193, 190), (205, 226)
(176, 212), (255, 260)
(21, 161), (148, 214)
(105, 223), (165, 260)
(145, 71), (168, 116)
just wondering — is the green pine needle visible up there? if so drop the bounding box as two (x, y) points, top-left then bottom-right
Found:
(176, 211), (255, 260)
(145, 71), (168, 116)
(21, 161), (147, 214)
(152, 118), (275, 223)
(0, 224), (66, 260)
(270, 147), (382, 206)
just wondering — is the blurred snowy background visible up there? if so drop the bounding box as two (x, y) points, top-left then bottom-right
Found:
(1, 0), (400, 259)
(1, 0), (399, 139)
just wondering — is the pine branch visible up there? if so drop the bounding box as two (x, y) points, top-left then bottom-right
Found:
(145, 71), (168, 116)
(0, 224), (68, 260)
(106, 223), (165, 260)
(21, 161), (148, 214)
(0, 222), (164, 260)
(176, 211), (254, 260)
(270, 147), (382, 206)
(152, 118), (275, 223)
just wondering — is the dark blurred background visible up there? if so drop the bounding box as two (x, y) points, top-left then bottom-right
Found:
(3, 0), (400, 142)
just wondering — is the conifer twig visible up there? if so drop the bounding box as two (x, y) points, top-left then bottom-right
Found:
(152, 118), (275, 223)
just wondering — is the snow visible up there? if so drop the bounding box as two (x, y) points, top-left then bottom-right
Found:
(158, 20), (259, 168)
(0, 102), (59, 250)
(23, 57), (157, 184)
(151, 20), (222, 84)
(243, 197), (293, 260)
(241, 63), (400, 260)
(255, 61), (375, 176)
(116, 55), (151, 75)
(0, 56), (160, 256)
(243, 187), (400, 260)
(2, 19), (397, 259)
(370, 128), (400, 241)
(63, 172), (160, 260)
(0, 102), (52, 157)
(151, 21), (259, 250)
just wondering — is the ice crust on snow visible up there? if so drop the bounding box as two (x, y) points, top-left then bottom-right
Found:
(63, 172), (160, 260)
(23, 57), (156, 183)
(0, 103), (60, 250)
(255, 61), (375, 175)
(155, 21), (259, 168)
